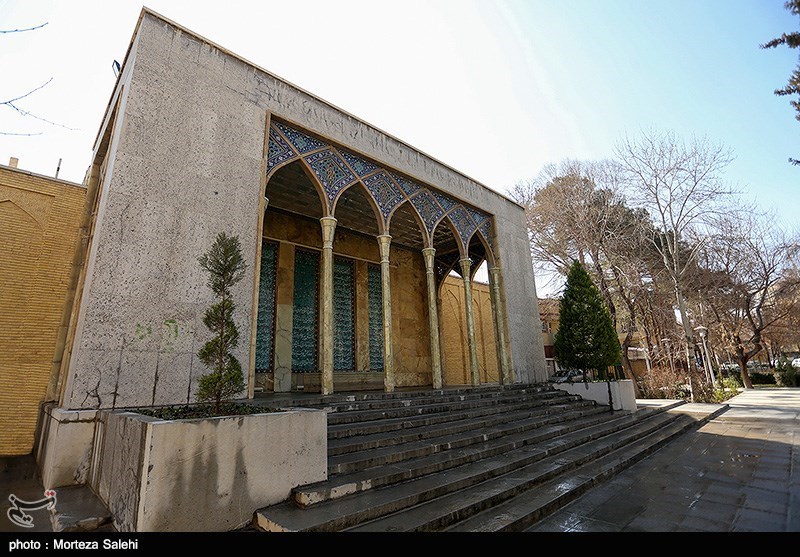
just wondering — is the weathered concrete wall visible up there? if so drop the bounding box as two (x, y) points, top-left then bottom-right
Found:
(92, 408), (327, 532)
(62, 15), (265, 409)
(135, 8), (544, 385)
(63, 10), (545, 410)
(0, 165), (85, 455)
(34, 405), (97, 488)
(553, 380), (637, 411)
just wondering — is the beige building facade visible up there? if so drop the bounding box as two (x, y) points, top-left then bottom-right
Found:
(0, 162), (86, 455)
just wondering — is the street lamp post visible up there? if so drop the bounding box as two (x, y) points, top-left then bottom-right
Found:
(695, 326), (716, 388)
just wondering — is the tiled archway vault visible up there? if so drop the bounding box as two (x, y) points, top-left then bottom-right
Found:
(266, 120), (496, 259)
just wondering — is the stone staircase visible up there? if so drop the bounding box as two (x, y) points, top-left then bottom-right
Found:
(251, 383), (717, 532)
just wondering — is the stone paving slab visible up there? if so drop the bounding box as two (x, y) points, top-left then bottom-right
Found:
(527, 388), (800, 532)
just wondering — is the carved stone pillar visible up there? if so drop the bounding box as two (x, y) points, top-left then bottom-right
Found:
(459, 258), (480, 387)
(422, 248), (443, 389)
(488, 265), (513, 385)
(377, 235), (394, 393)
(319, 217), (337, 395)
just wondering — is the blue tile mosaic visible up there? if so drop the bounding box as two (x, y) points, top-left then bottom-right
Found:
(467, 207), (489, 228)
(304, 148), (357, 207)
(448, 205), (479, 247)
(433, 191), (457, 212)
(363, 171), (405, 219)
(409, 189), (445, 234)
(479, 218), (495, 252)
(391, 173), (421, 197)
(340, 150), (380, 178)
(275, 121), (327, 154)
(267, 124), (297, 173)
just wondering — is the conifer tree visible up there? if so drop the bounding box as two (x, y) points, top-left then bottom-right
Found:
(196, 232), (247, 414)
(553, 261), (621, 378)
(761, 0), (800, 165)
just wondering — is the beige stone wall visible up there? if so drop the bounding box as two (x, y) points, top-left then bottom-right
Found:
(0, 165), (85, 455)
(263, 211), (432, 388)
(440, 275), (499, 386)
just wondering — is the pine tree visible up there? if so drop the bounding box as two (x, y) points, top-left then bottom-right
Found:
(196, 232), (247, 414)
(553, 260), (621, 378)
(761, 0), (800, 165)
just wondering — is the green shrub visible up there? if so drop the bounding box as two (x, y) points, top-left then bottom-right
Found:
(749, 371), (777, 385)
(196, 232), (247, 414)
(775, 359), (799, 387)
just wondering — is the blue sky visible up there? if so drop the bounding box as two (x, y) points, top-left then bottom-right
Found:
(1, 0), (797, 288)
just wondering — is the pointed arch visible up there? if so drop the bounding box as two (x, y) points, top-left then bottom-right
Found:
(387, 198), (428, 247)
(331, 180), (383, 236)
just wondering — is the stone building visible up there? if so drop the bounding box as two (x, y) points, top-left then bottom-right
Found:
(32, 8), (547, 482)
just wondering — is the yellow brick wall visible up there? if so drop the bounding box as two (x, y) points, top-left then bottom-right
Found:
(441, 275), (499, 385)
(0, 165), (86, 456)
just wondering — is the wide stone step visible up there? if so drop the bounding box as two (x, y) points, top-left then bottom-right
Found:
(295, 385), (554, 415)
(327, 403), (608, 475)
(324, 388), (569, 426)
(327, 392), (584, 439)
(328, 397), (597, 456)
(254, 408), (671, 531)
(346, 412), (688, 532)
(447, 415), (705, 532)
(297, 405), (615, 505)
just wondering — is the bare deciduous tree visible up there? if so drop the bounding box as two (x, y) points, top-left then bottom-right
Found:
(1, 20), (73, 136)
(697, 211), (800, 388)
(614, 129), (735, 380)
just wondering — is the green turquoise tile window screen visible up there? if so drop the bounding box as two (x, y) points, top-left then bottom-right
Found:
(292, 249), (319, 372)
(333, 258), (355, 371)
(368, 264), (384, 370)
(255, 241), (278, 372)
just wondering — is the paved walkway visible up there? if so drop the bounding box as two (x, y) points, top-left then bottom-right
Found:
(529, 388), (800, 532)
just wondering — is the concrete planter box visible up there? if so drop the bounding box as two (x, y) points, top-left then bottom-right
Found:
(90, 407), (327, 532)
(553, 379), (636, 411)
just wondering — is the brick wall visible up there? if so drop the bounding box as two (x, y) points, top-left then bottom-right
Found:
(0, 165), (85, 455)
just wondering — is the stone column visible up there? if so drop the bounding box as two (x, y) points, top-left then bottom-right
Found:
(249, 196), (269, 397)
(273, 242), (295, 392)
(319, 217), (337, 395)
(354, 260), (370, 373)
(489, 265), (513, 385)
(459, 258), (480, 387)
(377, 235), (394, 393)
(422, 248), (443, 389)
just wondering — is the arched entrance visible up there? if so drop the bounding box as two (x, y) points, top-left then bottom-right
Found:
(255, 118), (512, 394)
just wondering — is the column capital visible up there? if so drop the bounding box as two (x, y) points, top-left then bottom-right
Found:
(459, 257), (472, 277)
(377, 234), (392, 263)
(320, 217), (337, 248)
(422, 247), (436, 271)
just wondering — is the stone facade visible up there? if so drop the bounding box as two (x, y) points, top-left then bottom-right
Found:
(0, 164), (85, 455)
(58, 8), (547, 413)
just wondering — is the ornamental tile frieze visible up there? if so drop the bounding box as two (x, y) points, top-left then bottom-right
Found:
(304, 148), (357, 207)
(409, 189), (445, 235)
(340, 150), (380, 178)
(266, 125), (297, 173)
(363, 171), (405, 219)
(267, 121), (495, 258)
(274, 122), (327, 154)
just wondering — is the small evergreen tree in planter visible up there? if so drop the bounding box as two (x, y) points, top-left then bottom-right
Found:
(196, 231), (247, 414)
(554, 261), (621, 407)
